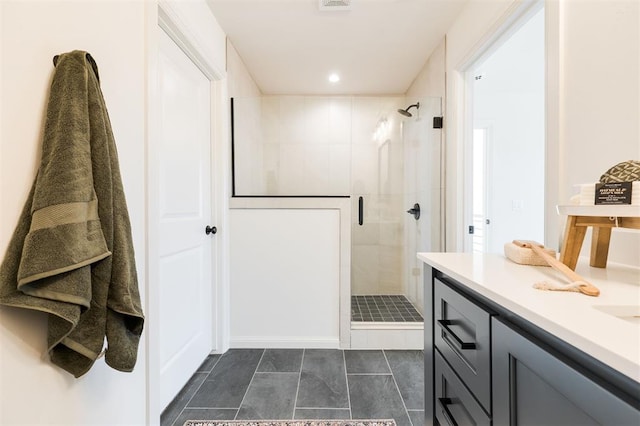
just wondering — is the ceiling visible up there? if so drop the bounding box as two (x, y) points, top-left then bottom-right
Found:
(207, 0), (468, 95)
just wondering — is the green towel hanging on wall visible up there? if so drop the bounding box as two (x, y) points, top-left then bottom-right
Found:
(0, 50), (144, 378)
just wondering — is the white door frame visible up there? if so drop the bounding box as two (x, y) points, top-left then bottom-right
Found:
(145, 2), (229, 423)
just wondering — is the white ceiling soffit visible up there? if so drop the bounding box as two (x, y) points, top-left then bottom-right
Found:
(207, 0), (468, 95)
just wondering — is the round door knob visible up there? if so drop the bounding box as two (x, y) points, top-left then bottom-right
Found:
(205, 225), (217, 235)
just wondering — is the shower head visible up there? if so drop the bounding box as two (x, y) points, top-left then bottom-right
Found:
(397, 102), (420, 117)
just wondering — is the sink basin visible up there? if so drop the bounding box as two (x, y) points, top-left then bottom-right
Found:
(593, 305), (640, 325)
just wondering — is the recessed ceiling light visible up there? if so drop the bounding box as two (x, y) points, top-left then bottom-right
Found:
(328, 73), (340, 83)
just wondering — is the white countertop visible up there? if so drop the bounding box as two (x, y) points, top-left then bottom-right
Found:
(417, 252), (640, 383)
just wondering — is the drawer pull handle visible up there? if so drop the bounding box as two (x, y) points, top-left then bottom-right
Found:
(437, 397), (459, 426)
(437, 320), (476, 350)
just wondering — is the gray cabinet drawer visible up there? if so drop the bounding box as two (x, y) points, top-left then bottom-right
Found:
(435, 350), (491, 426)
(434, 278), (492, 412)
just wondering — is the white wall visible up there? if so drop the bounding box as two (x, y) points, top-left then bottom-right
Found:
(560, 0), (640, 265)
(0, 1), (146, 425)
(406, 39), (446, 100)
(436, 0), (639, 267)
(1, 1), (232, 424)
(229, 203), (347, 348)
(227, 40), (262, 99)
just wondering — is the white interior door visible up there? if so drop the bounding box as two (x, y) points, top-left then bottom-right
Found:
(156, 29), (213, 409)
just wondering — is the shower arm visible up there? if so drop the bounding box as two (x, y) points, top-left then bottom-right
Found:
(397, 102), (420, 117)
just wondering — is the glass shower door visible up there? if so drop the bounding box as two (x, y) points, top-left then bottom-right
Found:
(350, 96), (442, 322)
(401, 97), (443, 315)
(351, 97), (405, 304)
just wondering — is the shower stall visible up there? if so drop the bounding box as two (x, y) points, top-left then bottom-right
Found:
(349, 97), (442, 348)
(231, 95), (443, 348)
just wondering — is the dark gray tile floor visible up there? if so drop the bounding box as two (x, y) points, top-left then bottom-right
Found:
(351, 295), (423, 322)
(161, 349), (424, 426)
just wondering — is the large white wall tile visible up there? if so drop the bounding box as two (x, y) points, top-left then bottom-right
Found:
(328, 144), (351, 195)
(352, 244), (380, 294)
(263, 144), (280, 194)
(261, 96), (281, 145)
(305, 97), (330, 145)
(352, 222), (380, 246)
(233, 97), (265, 194)
(280, 96), (306, 144)
(304, 144), (330, 194)
(351, 144), (379, 195)
(379, 194), (405, 222)
(387, 141), (404, 196)
(329, 97), (352, 144)
(379, 220), (403, 247)
(379, 245), (403, 294)
(278, 144), (306, 194)
(351, 97), (383, 145)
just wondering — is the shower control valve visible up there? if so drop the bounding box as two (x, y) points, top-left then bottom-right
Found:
(407, 203), (421, 220)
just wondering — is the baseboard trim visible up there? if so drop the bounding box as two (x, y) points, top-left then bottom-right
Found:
(230, 336), (340, 349)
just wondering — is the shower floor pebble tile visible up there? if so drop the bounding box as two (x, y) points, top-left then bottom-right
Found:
(351, 295), (423, 322)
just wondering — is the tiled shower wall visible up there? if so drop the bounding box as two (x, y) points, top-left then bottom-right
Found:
(233, 97), (265, 194)
(261, 96), (353, 196)
(233, 95), (406, 296)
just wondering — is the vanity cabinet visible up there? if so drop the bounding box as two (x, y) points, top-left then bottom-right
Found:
(424, 266), (640, 426)
(492, 318), (639, 425)
(434, 278), (493, 412)
(434, 350), (490, 426)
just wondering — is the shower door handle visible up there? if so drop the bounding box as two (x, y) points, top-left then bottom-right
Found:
(358, 196), (364, 226)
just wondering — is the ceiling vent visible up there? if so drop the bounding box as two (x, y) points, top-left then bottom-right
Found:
(319, 0), (352, 12)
